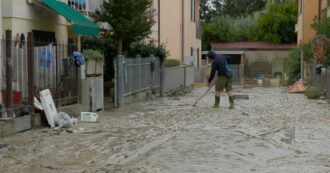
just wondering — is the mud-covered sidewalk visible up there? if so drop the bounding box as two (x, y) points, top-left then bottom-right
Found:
(1, 87), (330, 173)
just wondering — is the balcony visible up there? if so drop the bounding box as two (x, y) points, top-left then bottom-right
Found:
(68, 0), (103, 17)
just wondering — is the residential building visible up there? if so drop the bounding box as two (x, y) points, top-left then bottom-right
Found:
(1, 0), (99, 47)
(152, 0), (202, 66)
(297, 0), (321, 45)
(321, 0), (330, 16)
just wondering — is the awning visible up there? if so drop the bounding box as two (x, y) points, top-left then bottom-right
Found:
(42, 0), (99, 36)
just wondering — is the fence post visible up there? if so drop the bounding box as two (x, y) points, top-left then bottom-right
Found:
(160, 58), (165, 97)
(113, 58), (117, 107)
(151, 55), (155, 93)
(239, 64), (245, 86)
(184, 65), (187, 87)
(5, 30), (13, 117)
(27, 32), (34, 113)
(137, 55), (142, 102)
(117, 55), (125, 107)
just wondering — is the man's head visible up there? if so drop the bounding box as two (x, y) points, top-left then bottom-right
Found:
(207, 51), (216, 60)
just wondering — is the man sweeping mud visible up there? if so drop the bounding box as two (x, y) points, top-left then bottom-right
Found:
(207, 51), (234, 109)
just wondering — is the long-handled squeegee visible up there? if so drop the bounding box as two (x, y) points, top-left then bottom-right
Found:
(192, 82), (215, 107)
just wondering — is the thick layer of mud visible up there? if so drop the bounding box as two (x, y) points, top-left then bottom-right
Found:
(1, 87), (330, 173)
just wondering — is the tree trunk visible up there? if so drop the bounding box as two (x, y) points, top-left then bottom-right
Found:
(118, 39), (123, 55)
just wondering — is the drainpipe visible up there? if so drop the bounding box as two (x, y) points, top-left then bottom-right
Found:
(158, 0), (160, 45)
(300, 0), (304, 80)
(181, 0), (185, 64)
(318, 0), (321, 20)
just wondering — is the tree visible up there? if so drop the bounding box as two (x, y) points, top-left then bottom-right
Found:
(200, 0), (212, 21)
(257, 0), (297, 43)
(220, 0), (267, 18)
(94, 0), (155, 55)
(285, 42), (313, 84)
(311, 17), (330, 38)
(202, 16), (233, 50)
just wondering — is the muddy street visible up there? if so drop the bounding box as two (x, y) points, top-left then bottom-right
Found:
(1, 86), (330, 173)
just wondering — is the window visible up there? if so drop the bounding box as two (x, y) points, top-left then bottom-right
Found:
(190, 47), (194, 56)
(191, 0), (195, 22)
(328, 0), (330, 7)
(299, 0), (302, 15)
(32, 30), (56, 46)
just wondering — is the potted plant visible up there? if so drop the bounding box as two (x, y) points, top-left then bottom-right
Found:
(94, 51), (104, 75)
(83, 50), (104, 76)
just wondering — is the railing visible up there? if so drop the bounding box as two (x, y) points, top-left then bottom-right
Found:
(0, 30), (79, 118)
(68, 0), (103, 17)
(33, 42), (79, 106)
(0, 38), (29, 118)
(164, 65), (195, 93)
(114, 55), (164, 107)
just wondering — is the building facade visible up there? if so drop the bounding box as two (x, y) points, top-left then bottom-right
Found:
(1, 0), (99, 46)
(152, 0), (202, 66)
(297, 0), (321, 45)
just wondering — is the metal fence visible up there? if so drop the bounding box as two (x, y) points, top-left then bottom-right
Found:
(114, 55), (164, 107)
(164, 65), (195, 93)
(123, 57), (160, 96)
(33, 42), (79, 106)
(0, 38), (29, 118)
(309, 65), (330, 99)
(326, 69), (330, 99)
(0, 31), (78, 118)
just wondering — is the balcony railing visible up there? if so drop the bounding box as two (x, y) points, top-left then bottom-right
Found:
(68, 0), (103, 17)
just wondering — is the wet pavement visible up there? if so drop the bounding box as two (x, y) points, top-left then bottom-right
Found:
(1, 86), (330, 173)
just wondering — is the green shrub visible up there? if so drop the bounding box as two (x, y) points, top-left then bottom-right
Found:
(304, 86), (324, 99)
(164, 59), (180, 68)
(83, 49), (104, 61)
(284, 42), (313, 84)
(127, 42), (169, 62)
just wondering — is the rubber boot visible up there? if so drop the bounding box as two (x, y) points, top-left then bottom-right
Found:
(214, 96), (220, 108)
(229, 96), (234, 109)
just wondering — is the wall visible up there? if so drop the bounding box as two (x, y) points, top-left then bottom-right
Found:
(2, 18), (69, 42)
(158, 0), (181, 59)
(0, 0), (2, 37)
(183, 0), (201, 66)
(297, 0), (319, 44)
(2, 0), (70, 42)
(244, 50), (291, 78)
(152, 0), (201, 66)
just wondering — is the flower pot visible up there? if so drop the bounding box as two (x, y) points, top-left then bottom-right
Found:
(85, 60), (96, 76)
(95, 61), (103, 75)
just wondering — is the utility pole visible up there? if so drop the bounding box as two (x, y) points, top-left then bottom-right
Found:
(300, 0), (304, 80)
(300, 40), (304, 80)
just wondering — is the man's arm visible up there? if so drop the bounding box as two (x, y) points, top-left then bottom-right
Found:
(208, 61), (217, 84)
